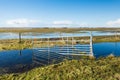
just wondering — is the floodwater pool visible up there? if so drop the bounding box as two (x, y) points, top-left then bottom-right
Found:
(0, 42), (120, 68)
(0, 31), (119, 39)
(0, 31), (120, 73)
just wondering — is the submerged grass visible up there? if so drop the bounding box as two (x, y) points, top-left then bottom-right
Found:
(0, 56), (120, 80)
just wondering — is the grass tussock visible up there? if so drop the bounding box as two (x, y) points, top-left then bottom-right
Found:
(0, 39), (32, 50)
(0, 56), (120, 80)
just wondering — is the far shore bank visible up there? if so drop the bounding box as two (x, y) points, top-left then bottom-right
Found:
(0, 28), (120, 33)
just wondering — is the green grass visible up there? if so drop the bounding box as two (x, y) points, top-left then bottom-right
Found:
(0, 56), (120, 80)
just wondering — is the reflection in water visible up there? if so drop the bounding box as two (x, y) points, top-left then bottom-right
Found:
(0, 31), (120, 73)
(0, 42), (120, 73)
(0, 49), (32, 67)
(0, 42), (120, 67)
(19, 50), (22, 56)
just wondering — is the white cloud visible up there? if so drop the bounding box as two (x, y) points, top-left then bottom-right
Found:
(51, 21), (91, 28)
(50, 20), (73, 28)
(106, 19), (120, 27)
(3, 19), (91, 28)
(53, 20), (73, 25)
(6, 18), (41, 27)
(78, 23), (89, 27)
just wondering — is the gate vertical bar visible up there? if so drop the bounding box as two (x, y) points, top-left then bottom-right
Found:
(19, 32), (22, 55)
(115, 31), (117, 54)
(90, 32), (94, 57)
(67, 35), (69, 59)
(72, 34), (74, 48)
(71, 33), (74, 58)
(31, 33), (34, 63)
(48, 37), (50, 65)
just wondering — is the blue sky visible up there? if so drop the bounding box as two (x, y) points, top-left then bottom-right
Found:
(0, 0), (120, 27)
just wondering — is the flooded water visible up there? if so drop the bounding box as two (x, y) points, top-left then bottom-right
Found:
(0, 31), (119, 39)
(94, 42), (120, 57)
(0, 31), (120, 73)
(0, 49), (32, 67)
(0, 42), (120, 68)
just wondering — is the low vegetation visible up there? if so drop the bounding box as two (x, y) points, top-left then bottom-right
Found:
(0, 39), (32, 50)
(0, 35), (120, 51)
(0, 28), (120, 51)
(0, 56), (120, 80)
(0, 28), (120, 33)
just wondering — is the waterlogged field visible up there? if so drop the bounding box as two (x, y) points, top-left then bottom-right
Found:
(0, 28), (120, 47)
(0, 28), (120, 80)
(0, 35), (120, 51)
